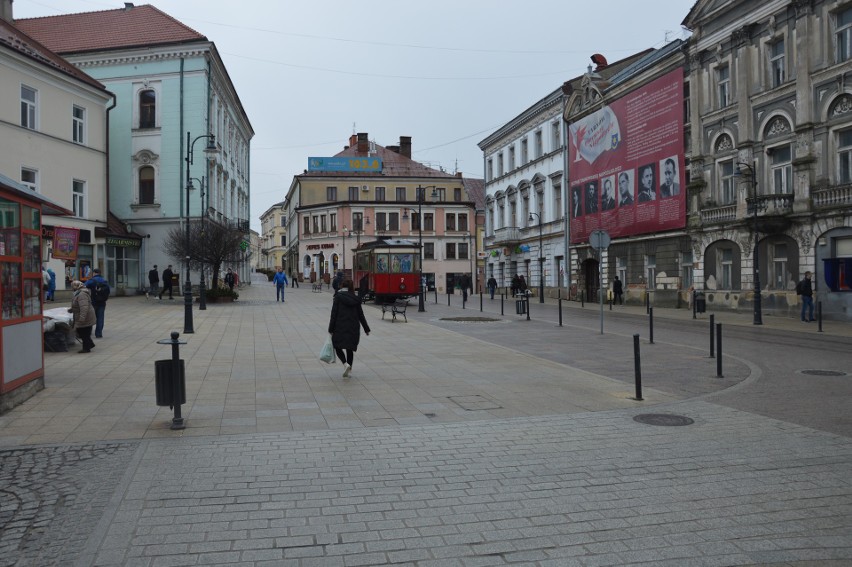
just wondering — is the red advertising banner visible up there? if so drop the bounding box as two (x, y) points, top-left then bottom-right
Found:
(568, 69), (685, 244)
(52, 226), (80, 260)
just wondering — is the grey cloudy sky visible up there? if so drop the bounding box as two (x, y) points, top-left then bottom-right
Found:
(15, 0), (696, 231)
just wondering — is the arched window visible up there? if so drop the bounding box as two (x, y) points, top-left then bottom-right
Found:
(139, 166), (155, 204)
(139, 90), (156, 128)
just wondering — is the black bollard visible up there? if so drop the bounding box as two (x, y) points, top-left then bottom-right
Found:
(709, 314), (715, 358)
(716, 323), (723, 378)
(447, 292), (451, 306)
(463, 294), (466, 309)
(818, 301), (823, 333)
(480, 292), (483, 312)
(434, 288), (438, 304)
(609, 297), (613, 311)
(633, 334), (643, 401)
(526, 292), (531, 321)
(581, 292), (584, 308)
(649, 307), (654, 344)
(501, 293), (504, 316)
(558, 297), (563, 327)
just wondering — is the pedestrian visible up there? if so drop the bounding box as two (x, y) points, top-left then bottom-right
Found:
(511, 274), (520, 297)
(332, 270), (344, 293)
(487, 276), (498, 300)
(328, 278), (371, 379)
(42, 265), (51, 301)
(518, 275), (528, 294)
(796, 270), (815, 322)
(224, 268), (235, 291)
(272, 267), (289, 301)
(160, 265), (174, 300)
(84, 268), (110, 338)
(460, 273), (469, 302)
(291, 271), (299, 288)
(147, 265), (159, 300)
(47, 266), (56, 301)
(68, 280), (96, 353)
(613, 275), (624, 305)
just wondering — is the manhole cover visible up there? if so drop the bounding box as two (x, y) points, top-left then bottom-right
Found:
(439, 317), (501, 322)
(633, 414), (694, 426)
(800, 369), (847, 377)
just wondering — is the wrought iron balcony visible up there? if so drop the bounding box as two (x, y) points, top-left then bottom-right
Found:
(229, 219), (250, 233)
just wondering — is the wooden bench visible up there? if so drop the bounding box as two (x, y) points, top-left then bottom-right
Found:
(381, 299), (409, 322)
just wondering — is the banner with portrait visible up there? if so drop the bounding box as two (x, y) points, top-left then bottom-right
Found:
(567, 69), (686, 244)
(51, 226), (80, 260)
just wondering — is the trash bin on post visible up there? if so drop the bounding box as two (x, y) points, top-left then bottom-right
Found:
(515, 294), (526, 315)
(154, 359), (186, 407)
(695, 291), (706, 314)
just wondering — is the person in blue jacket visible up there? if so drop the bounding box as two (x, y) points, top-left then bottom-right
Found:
(84, 268), (110, 338)
(272, 267), (289, 302)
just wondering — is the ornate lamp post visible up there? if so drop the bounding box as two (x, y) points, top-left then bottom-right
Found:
(528, 212), (545, 303)
(403, 186), (438, 312)
(184, 132), (217, 333)
(736, 162), (762, 325)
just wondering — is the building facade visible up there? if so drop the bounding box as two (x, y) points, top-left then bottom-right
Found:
(0, 15), (112, 297)
(289, 133), (476, 293)
(684, 0), (852, 319)
(17, 4), (254, 291)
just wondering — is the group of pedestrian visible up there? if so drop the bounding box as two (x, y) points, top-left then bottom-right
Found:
(510, 274), (528, 297)
(42, 265), (56, 301)
(147, 264), (175, 300)
(67, 267), (111, 353)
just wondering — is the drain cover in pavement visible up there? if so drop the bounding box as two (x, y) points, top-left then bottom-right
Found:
(439, 317), (501, 322)
(800, 369), (847, 376)
(448, 395), (502, 411)
(633, 414), (694, 426)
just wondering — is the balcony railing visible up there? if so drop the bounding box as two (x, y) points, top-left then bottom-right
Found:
(813, 182), (852, 208)
(700, 203), (737, 224)
(491, 226), (521, 246)
(747, 193), (794, 215)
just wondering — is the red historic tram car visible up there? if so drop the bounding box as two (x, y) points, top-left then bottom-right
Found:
(353, 239), (421, 303)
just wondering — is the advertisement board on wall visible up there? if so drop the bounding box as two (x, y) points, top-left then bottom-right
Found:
(567, 69), (685, 244)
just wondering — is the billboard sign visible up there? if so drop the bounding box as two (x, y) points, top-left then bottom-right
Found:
(308, 157), (382, 173)
(567, 69), (685, 244)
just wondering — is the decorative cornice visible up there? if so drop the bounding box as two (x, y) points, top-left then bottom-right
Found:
(71, 48), (209, 69)
(792, 0), (814, 18)
(765, 116), (791, 138)
(830, 94), (852, 118)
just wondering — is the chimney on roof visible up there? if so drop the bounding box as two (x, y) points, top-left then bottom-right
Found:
(357, 132), (369, 153)
(399, 136), (412, 159)
(387, 145), (400, 154)
(124, 2), (134, 10)
(1, 0), (13, 22)
(348, 134), (357, 148)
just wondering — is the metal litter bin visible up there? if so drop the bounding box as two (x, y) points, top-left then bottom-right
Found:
(155, 359), (186, 406)
(516, 295), (526, 315)
(695, 291), (706, 314)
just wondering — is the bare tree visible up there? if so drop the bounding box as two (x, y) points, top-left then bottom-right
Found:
(163, 221), (246, 288)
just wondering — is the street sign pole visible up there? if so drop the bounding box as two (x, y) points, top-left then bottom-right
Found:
(589, 230), (611, 335)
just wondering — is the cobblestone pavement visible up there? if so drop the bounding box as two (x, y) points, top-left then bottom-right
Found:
(1, 278), (850, 565)
(0, 442), (138, 566)
(38, 402), (852, 566)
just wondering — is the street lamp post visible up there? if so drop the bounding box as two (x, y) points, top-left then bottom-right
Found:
(404, 186), (437, 313)
(342, 226), (348, 273)
(189, 176), (208, 310)
(184, 132), (217, 333)
(736, 162), (762, 325)
(529, 212), (545, 303)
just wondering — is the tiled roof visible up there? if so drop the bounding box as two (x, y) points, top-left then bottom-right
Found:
(463, 178), (486, 209)
(0, 18), (105, 90)
(302, 141), (459, 180)
(14, 4), (206, 55)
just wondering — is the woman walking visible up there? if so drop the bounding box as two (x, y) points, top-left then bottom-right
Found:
(68, 280), (96, 353)
(328, 279), (370, 378)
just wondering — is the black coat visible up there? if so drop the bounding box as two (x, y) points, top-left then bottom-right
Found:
(328, 291), (371, 350)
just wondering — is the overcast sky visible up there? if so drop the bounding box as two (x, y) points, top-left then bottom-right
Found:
(15, 0), (696, 231)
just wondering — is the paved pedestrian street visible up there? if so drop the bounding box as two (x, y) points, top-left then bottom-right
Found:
(1, 278), (851, 566)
